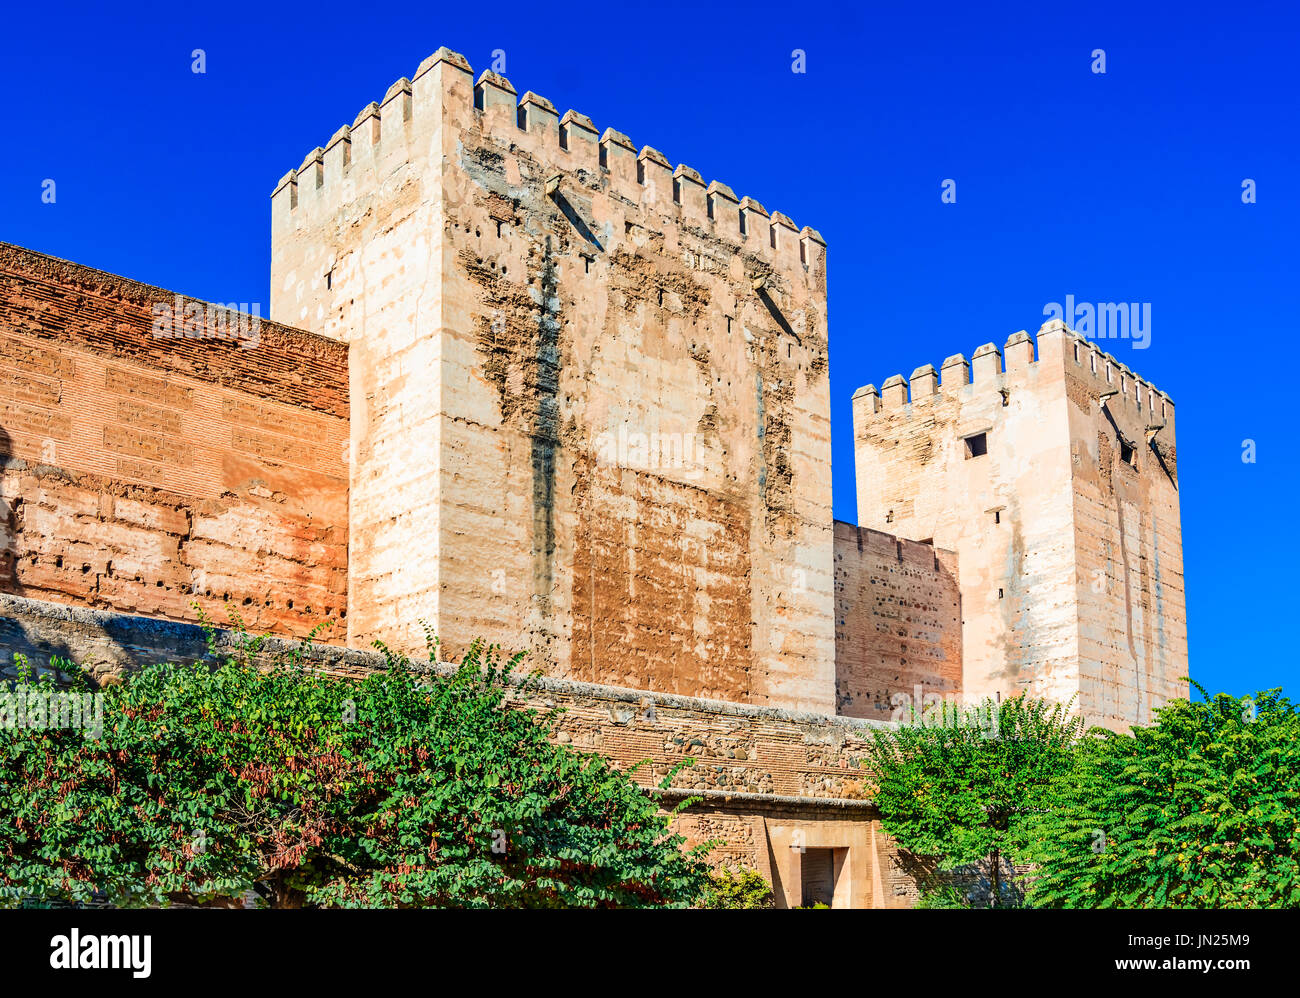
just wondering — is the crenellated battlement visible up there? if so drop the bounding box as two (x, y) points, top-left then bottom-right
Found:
(852, 318), (1174, 426)
(271, 46), (825, 267)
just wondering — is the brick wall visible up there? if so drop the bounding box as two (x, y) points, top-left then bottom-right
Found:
(833, 520), (962, 720)
(0, 243), (350, 640)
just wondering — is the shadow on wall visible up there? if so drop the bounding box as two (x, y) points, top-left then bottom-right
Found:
(1, 425), (16, 594)
(895, 851), (1027, 908)
(0, 425), (93, 677)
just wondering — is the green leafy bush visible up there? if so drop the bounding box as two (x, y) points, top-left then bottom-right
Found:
(699, 865), (774, 909)
(0, 625), (713, 908)
(1025, 685), (1300, 909)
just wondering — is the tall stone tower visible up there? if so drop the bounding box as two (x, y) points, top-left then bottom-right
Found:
(269, 48), (834, 711)
(852, 320), (1187, 729)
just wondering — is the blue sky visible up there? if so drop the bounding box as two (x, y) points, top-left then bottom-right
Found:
(2, 1), (1296, 699)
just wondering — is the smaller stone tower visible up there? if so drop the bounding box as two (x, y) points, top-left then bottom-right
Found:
(852, 319), (1187, 729)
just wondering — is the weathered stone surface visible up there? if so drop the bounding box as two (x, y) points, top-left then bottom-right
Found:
(833, 521), (962, 719)
(0, 243), (349, 640)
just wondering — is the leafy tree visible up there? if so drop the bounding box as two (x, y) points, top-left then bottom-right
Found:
(861, 697), (1084, 907)
(0, 623), (714, 908)
(1024, 685), (1300, 909)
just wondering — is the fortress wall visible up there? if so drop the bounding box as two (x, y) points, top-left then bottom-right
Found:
(0, 244), (349, 640)
(1060, 327), (1187, 728)
(833, 520), (962, 720)
(2, 592), (917, 908)
(852, 324), (1080, 709)
(271, 50), (835, 711)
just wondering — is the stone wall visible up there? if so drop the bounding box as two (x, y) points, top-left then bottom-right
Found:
(1, 591), (916, 908)
(269, 48), (835, 712)
(0, 244), (350, 641)
(833, 520), (962, 720)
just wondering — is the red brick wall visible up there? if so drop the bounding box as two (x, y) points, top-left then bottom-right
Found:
(833, 520), (962, 719)
(0, 243), (349, 640)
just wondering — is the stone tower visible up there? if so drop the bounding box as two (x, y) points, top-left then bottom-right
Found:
(852, 320), (1187, 729)
(269, 48), (834, 711)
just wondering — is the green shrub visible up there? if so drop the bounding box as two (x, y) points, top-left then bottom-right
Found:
(1025, 685), (1300, 909)
(699, 865), (774, 909)
(0, 621), (714, 908)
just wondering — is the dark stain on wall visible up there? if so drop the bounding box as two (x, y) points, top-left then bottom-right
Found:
(531, 235), (561, 607)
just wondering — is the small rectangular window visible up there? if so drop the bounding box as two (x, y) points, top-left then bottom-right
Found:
(964, 432), (988, 459)
(1120, 440), (1136, 467)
